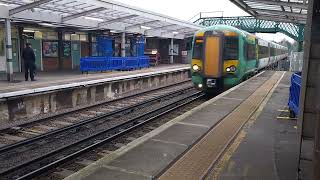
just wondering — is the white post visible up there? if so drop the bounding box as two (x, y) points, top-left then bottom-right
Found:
(170, 38), (174, 64)
(121, 32), (125, 57)
(5, 18), (13, 81)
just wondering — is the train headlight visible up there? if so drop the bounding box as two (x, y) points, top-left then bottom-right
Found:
(230, 65), (236, 72)
(226, 65), (236, 72)
(192, 64), (200, 71)
(198, 84), (203, 88)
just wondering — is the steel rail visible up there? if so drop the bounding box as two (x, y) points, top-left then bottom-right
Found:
(0, 83), (192, 154)
(3, 91), (204, 179)
(0, 79), (191, 132)
(0, 87), (197, 176)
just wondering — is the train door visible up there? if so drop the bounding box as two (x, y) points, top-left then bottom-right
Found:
(244, 41), (257, 73)
(204, 35), (223, 78)
(255, 39), (259, 68)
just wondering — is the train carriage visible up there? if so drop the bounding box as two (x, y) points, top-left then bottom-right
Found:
(191, 25), (288, 93)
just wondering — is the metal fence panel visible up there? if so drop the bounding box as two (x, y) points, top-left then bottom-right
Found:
(289, 52), (304, 72)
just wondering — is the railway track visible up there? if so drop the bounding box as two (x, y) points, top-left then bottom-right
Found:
(0, 85), (205, 180)
(0, 80), (191, 147)
(38, 92), (206, 180)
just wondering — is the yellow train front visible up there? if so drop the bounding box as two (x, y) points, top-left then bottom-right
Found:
(191, 25), (288, 93)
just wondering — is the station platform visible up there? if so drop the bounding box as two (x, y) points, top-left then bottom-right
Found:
(0, 64), (189, 98)
(64, 70), (299, 180)
(0, 64), (190, 124)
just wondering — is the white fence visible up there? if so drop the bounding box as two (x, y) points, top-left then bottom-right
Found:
(289, 52), (304, 72)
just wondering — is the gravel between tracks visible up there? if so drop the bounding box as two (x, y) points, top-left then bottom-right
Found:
(1, 87), (201, 179)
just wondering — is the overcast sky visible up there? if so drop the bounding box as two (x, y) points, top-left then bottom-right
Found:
(117, 0), (248, 20)
(115, 0), (295, 43)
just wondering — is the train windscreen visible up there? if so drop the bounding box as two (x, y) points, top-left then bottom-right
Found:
(223, 37), (238, 60)
(192, 40), (203, 60)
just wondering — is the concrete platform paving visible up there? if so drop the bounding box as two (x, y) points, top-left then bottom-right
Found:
(0, 64), (189, 97)
(206, 72), (299, 180)
(159, 72), (284, 180)
(64, 71), (290, 180)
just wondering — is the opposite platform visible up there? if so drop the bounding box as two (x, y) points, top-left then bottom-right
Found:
(0, 64), (190, 124)
(0, 64), (189, 98)
(64, 70), (289, 180)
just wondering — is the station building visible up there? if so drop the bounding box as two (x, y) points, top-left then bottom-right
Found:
(0, 24), (193, 73)
(0, 0), (201, 79)
(1, 0), (320, 180)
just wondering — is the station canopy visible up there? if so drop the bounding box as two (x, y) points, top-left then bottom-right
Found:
(0, 0), (203, 39)
(230, 0), (309, 24)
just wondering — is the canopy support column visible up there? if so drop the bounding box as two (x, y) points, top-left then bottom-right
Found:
(170, 38), (174, 64)
(121, 32), (126, 57)
(5, 18), (13, 81)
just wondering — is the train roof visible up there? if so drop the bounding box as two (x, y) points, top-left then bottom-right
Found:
(195, 25), (288, 49)
(195, 25), (250, 37)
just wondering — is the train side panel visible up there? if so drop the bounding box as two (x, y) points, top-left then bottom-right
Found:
(257, 39), (270, 69)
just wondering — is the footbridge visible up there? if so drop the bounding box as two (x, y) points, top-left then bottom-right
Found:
(193, 15), (305, 51)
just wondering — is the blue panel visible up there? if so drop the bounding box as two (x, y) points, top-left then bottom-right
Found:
(96, 36), (113, 57)
(80, 56), (150, 72)
(288, 72), (301, 117)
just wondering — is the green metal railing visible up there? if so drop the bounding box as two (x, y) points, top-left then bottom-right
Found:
(194, 16), (305, 51)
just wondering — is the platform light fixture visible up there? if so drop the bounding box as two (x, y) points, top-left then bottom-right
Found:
(38, 23), (58, 27)
(23, 29), (36, 33)
(84, 17), (104, 22)
(172, 31), (179, 34)
(110, 30), (118, 33)
(23, 29), (40, 33)
(141, 25), (152, 30)
(0, 3), (10, 6)
(80, 28), (97, 31)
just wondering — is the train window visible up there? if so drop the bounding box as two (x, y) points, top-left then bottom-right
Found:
(258, 45), (269, 59)
(270, 47), (275, 56)
(246, 43), (256, 60)
(223, 37), (238, 60)
(192, 41), (203, 59)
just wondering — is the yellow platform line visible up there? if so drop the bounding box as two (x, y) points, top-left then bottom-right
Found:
(207, 71), (284, 180)
(278, 109), (289, 112)
(277, 116), (297, 120)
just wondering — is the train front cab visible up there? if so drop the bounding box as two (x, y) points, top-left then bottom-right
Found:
(191, 30), (241, 93)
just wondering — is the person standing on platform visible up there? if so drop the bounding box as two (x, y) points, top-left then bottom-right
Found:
(22, 42), (36, 81)
(155, 51), (161, 66)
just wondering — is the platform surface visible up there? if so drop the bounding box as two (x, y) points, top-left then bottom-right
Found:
(0, 64), (189, 98)
(206, 71), (299, 180)
(64, 71), (298, 180)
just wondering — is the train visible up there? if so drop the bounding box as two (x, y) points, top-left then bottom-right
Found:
(191, 25), (288, 93)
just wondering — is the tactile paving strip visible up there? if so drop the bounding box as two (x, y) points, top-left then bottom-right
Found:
(158, 72), (284, 180)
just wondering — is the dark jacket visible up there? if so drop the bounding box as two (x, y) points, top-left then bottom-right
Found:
(22, 47), (36, 64)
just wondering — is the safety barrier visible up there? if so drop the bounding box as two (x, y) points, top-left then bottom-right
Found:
(288, 72), (301, 117)
(80, 56), (150, 73)
(139, 56), (150, 68)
